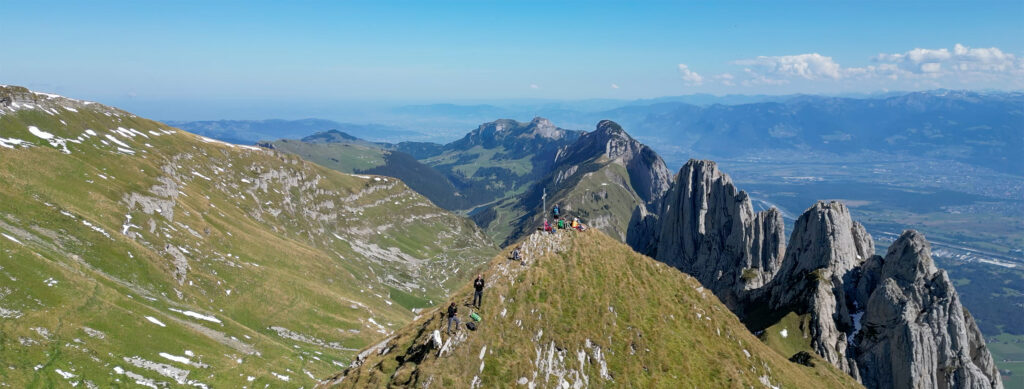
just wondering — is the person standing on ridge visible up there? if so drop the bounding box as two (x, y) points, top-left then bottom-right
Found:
(472, 274), (485, 308)
(446, 302), (459, 334)
(553, 204), (560, 219)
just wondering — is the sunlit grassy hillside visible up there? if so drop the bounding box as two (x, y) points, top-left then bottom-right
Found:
(325, 230), (861, 388)
(0, 86), (496, 387)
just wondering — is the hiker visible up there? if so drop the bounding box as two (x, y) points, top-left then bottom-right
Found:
(571, 217), (580, 230)
(557, 218), (566, 229)
(552, 204), (560, 219)
(472, 274), (485, 308)
(511, 246), (521, 261)
(543, 219), (552, 233)
(446, 302), (460, 334)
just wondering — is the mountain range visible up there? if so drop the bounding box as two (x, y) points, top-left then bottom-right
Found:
(261, 112), (1005, 387)
(1, 85), (1011, 388)
(171, 90), (1024, 177)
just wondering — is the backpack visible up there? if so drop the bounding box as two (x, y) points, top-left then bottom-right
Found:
(557, 220), (565, 229)
(466, 322), (477, 331)
(470, 312), (481, 322)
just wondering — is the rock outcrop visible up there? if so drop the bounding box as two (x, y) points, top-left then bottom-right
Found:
(652, 159), (1002, 388)
(755, 201), (874, 376)
(655, 159), (785, 309)
(854, 230), (1002, 389)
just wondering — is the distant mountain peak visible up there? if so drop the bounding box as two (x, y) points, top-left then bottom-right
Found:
(594, 119), (626, 136)
(300, 129), (360, 143)
(448, 117), (581, 151)
(527, 116), (561, 139)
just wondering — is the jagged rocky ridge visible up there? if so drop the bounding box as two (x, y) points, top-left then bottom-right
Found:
(653, 159), (1002, 388)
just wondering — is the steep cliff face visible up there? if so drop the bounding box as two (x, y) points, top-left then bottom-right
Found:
(655, 159), (785, 308)
(755, 201), (874, 376)
(855, 231), (1002, 389)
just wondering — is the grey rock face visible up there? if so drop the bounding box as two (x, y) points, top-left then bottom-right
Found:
(626, 205), (659, 255)
(761, 201), (874, 375)
(651, 160), (1002, 388)
(855, 230), (1002, 389)
(655, 159), (785, 309)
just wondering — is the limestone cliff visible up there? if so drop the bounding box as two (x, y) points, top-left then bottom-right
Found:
(655, 159), (785, 308)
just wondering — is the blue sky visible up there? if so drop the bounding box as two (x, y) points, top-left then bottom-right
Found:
(2, 1), (1022, 109)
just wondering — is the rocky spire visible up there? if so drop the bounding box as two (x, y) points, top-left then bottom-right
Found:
(759, 201), (874, 375)
(655, 159), (785, 309)
(855, 230), (1003, 389)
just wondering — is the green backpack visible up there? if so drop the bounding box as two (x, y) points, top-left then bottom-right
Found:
(470, 312), (481, 322)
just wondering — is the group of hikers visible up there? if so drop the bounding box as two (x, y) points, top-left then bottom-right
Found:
(442, 205), (586, 335)
(543, 204), (585, 233)
(446, 273), (486, 334)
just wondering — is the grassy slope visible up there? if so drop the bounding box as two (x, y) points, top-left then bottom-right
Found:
(424, 145), (540, 212)
(269, 139), (386, 173)
(326, 231), (861, 388)
(269, 140), (470, 211)
(0, 88), (496, 387)
(424, 145), (534, 179)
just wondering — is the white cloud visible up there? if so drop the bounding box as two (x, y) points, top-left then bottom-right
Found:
(724, 44), (1022, 88)
(677, 64), (703, 85)
(872, 43), (1020, 76)
(734, 53), (842, 80)
(529, 84), (539, 89)
(610, 83), (619, 89)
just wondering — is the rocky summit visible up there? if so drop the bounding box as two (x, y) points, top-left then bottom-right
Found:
(855, 231), (1002, 389)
